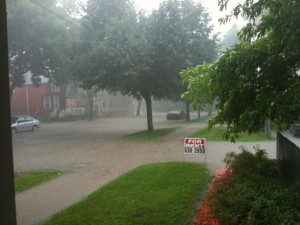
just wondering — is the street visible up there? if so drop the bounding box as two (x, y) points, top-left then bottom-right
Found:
(13, 114), (276, 225)
(12, 114), (190, 173)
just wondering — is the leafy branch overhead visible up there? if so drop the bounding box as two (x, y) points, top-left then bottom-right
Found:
(183, 0), (300, 140)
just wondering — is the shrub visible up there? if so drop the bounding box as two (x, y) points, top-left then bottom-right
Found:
(224, 146), (280, 180)
(211, 147), (300, 225)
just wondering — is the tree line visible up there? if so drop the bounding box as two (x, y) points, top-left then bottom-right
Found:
(7, 0), (217, 131)
(8, 0), (296, 137)
(182, 0), (300, 140)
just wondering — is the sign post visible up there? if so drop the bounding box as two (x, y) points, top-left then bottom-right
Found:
(184, 138), (206, 165)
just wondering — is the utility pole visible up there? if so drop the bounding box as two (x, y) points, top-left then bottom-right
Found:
(26, 85), (30, 115)
(0, 0), (17, 224)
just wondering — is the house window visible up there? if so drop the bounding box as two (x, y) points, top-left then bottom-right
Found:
(51, 84), (60, 92)
(44, 96), (51, 109)
(53, 96), (60, 109)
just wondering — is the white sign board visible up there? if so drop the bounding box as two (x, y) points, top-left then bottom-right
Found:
(184, 138), (206, 154)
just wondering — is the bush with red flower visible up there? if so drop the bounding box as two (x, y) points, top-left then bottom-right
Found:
(208, 147), (300, 225)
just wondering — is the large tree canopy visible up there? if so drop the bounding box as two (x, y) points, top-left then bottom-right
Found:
(7, 0), (74, 97)
(183, 0), (300, 140)
(75, 0), (217, 130)
(149, 0), (218, 121)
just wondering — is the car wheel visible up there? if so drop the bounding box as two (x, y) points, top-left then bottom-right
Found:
(32, 125), (38, 132)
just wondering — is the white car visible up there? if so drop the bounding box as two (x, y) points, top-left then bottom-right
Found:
(11, 116), (41, 134)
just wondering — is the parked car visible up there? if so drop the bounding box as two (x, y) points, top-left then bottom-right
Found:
(166, 111), (186, 120)
(11, 116), (40, 134)
(290, 121), (300, 137)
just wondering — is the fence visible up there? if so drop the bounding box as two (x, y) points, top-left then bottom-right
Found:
(277, 131), (300, 183)
(66, 108), (85, 116)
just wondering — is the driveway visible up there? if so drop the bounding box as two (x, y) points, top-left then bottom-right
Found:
(13, 114), (276, 225)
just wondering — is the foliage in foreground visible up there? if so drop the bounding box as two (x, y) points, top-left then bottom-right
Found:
(15, 171), (61, 193)
(211, 148), (300, 225)
(121, 127), (178, 141)
(182, 0), (300, 140)
(190, 127), (275, 142)
(42, 162), (211, 225)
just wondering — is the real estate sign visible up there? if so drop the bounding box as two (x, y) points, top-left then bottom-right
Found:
(184, 138), (206, 154)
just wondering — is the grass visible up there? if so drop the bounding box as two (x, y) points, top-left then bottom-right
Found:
(121, 127), (178, 141)
(42, 162), (211, 225)
(190, 114), (213, 123)
(15, 171), (62, 193)
(190, 126), (276, 142)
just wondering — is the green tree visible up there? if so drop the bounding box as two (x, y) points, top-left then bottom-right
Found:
(75, 0), (216, 131)
(7, 0), (73, 98)
(149, 0), (217, 122)
(183, 0), (300, 141)
(74, 0), (156, 130)
(180, 63), (214, 115)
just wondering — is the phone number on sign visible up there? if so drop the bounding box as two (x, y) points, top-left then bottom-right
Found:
(184, 147), (205, 154)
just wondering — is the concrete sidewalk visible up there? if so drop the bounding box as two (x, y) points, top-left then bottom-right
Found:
(16, 123), (276, 225)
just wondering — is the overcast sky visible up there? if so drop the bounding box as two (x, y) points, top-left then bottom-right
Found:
(78, 0), (247, 38)
(134, 0), (247, 38)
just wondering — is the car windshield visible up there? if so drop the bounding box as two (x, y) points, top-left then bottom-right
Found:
(11, 117), (18, 124)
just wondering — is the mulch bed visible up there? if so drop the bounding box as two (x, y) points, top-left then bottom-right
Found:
(195, 168), (232, 225)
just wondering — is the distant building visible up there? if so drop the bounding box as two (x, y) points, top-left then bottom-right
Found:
(11, 73), (66, 118)
(95, 90), (134, 117)
(64, 84), (135, 118)
(60, 84), (88, 117)
(11, 74), (135, 119)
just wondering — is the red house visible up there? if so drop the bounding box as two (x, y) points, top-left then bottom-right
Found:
(11, 74), (66, 118)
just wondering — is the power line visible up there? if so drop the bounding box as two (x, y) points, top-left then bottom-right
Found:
(26, 0), (83, 30)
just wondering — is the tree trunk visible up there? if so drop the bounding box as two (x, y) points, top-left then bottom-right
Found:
(186, 101), (190, 122)
(207, 104), (212, 115)
(86, 90), (94, 120)
(265, 119), (271, 138)
(197, 108), (201, 119)
(136, 100), (142, 117)
(143, 94), (153, 132)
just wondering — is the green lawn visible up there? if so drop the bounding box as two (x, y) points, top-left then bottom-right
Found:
(121, 127), (178, 141)
(190, 114), (213, 123)
(15, 171), (62, 193)
(42, 162), (211, 225)
(190, 126), (276, 142)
